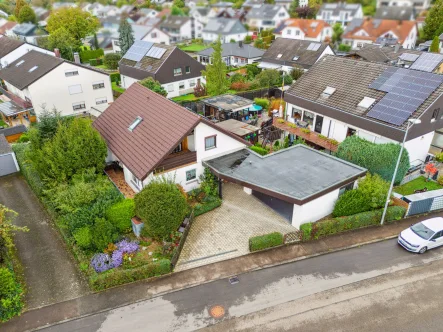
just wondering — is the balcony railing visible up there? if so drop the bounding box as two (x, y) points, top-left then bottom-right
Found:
(273, 118), (339, 152)
(155, 150), (197, 174)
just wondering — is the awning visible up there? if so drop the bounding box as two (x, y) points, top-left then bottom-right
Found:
(258, 62), (282, 70)
(0, 101), (26, 117)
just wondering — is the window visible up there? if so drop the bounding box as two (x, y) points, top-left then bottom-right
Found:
(93, 81), (105, 89)
(168, 84), (174, 92)
(358, 97), (376, 110)
(15, 60), (24, 67)
(95, 97), (107, 105)
(128, 116), (143, 131)
(65, 69), (79, 77)
(72, 101), (86, 111)
(277, 53), (282, 58)
(189, 79), (196, 87)
(173, 142), (183, 153)
(287, 29), (291, 35)
(295, 30), (300, 36)
(174, 67), (182, 76)
(114, 40), (121, 46)
(292, 56), (299, 61)
(179, 81), (185, 89)
(131, 173), (142, 189)
(278, 12), (285, 17)
(205, 135), (216, 150)
(186, 169), (197, 181)
(28, 65), (38, 72)
(321, 86), (336, 98)
(68, 84), (83, 95)
(151, 32), (157, 38)
(185, 66), (191, 74)
(432, 108), (439, 122)
(302, 111), (314, 126)
(431, 231), (443, 240)
(338, 182), (354, 197)
(292, 107), (302, 120)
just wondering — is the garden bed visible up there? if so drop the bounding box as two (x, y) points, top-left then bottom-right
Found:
(394, 176), (443, 196)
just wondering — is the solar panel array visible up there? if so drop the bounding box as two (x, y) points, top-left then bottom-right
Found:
(123, 41), (154, 62)
(307, 43), (321, 51)
(410, 53), (443, 73)
(145, 46), (167, 59)
(367, 67), (443, 126)
(399, 53), (420, 62)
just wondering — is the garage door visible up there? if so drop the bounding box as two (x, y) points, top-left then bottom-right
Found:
(252, 190), (293, 222)
(0, 153), (18, 177)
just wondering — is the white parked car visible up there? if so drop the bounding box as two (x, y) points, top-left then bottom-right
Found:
(398, 217), (443, 254)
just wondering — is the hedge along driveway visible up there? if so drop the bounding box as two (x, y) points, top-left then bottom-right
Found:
(0, 174), (89, 309)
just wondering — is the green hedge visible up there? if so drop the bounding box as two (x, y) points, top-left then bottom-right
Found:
(12, 143), (45, 197)
(193, 197), (222, 217)
(110, 72), (121, 83)
(89, 58), (103, 66)
(250, 145), (268, 156)
(249, 232), (283, 252)
(89, 259), (171, 291)
(79, 49), (104, 63)
(301, 206), (406, 240)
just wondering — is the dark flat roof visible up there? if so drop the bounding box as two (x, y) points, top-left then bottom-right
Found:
(201, 94), (253, 111)
(205, 145), (366, 204)
(0, 134), (11, 154)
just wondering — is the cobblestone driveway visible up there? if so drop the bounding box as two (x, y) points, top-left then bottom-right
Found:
(175, 183), (296, 271)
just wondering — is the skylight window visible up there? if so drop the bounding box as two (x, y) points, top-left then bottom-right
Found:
(15, 60), (24, 67)
(277, 54), (282, 58)
(321, 86), (336, 98)
(128, 116), (143, 132)
(28, 66), (38, 72)
(292, 56), (299, 61)
(358, 97), (376, 110)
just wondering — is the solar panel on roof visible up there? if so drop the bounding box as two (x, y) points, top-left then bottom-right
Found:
(123, 40), (154, 62)
(399, 53), (420, 62)
(367, 67), (443, 126)
(410, 53), (443, 73)
(145, 46), (167, 59)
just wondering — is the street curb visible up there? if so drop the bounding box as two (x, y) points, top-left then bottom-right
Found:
(31, 234), (399, 332)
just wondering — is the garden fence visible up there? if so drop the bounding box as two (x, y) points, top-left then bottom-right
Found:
(171, 211), (195, 268)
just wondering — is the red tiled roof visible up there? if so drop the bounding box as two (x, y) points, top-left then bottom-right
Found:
(93, 83), (200, 180)
(0, 22), (17, 35)
(277, 19), (330, 38)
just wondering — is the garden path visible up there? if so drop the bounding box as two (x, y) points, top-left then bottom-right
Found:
(0, 174), (89, 309)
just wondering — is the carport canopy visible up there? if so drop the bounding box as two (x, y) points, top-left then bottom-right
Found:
(204, 145), (367, 205)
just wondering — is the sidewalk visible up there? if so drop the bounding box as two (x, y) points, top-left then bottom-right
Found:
(2, 212), (439, 332)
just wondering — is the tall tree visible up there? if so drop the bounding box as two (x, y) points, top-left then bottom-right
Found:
(118, 14), (134, 56)
(429, 36), (440, 53)
(14, 0), (26, 17)
(46, 7), (100, 42)
(173, 0), (185, 7)
(202, 37), (229, 96)
(423, 0), (443, 40)
(289, 0), (299, 18)
(17, 5), (36, 23)
(47, 27), (78, 60)
(331, 23), (343, 44)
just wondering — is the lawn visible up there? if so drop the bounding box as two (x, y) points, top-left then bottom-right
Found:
(172, 93), (204, 102)
(0, 119), (8, 127)
(394, 176), (443, 196)
(179, 43), (208, 52)
(112, 81), (126, 94)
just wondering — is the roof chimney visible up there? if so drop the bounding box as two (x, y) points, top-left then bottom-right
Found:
(394, 43), (400, 53)
(239, 40), (243, 48)
(54, 48), (61, 58)
(73, 52), (81, 64)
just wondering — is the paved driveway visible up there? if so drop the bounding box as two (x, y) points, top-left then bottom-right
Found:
(0, 174), (88, 309)
(175, 183), (296, 271)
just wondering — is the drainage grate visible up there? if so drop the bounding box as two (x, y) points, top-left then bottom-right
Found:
(229, 276), (239, 285)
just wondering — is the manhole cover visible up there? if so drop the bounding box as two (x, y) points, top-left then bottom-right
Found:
(209, 305), (225, 318)
(229, 276), (239, 284)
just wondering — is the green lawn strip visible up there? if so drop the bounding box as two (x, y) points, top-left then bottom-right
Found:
(112, 81), (126, 94)
(179, 44), (208, 52)
(394, 176), (443, 196)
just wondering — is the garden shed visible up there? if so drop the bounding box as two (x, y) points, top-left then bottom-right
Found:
(0, 134), (19, 176)
(200, 94), (253, 122)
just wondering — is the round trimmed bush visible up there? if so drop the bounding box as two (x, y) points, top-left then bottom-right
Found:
(105, 199), (135, 233)
(333, 189), (370, 217)
(73, 227), (92, 250)
(103, 53), (121, 70)
(135, 179), (189, 240)
(91, 218), (118, 251)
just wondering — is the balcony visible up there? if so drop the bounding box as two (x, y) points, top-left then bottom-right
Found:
(155, 150), (197, 174)
(0, 85), (33, 109)
(273, 118), (339, 152)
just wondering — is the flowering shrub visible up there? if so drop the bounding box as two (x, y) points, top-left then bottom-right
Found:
(116, 239), (139, 254)
(91, 240), (139, 272)
(230, 81), (251, 91)
(90, 253), (113, 273)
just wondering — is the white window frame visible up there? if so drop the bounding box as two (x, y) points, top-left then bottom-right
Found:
(65, 69), (79, 77)
(167, 84), (174, 92)
(189, 79), (196, 87)
(92, 81), (105, 89)
(72, 101), (86, 111)
(95, 97), (107, 105)
(186, 169), (197, 182)
(179, 81), (185, 90)
(68, 84), (83, 95)
(174, 67), (182, 76)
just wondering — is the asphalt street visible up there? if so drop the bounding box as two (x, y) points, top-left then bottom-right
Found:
(39, 238), (443, 332)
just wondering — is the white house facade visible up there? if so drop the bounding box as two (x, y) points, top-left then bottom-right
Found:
(246, 4), (290, 31)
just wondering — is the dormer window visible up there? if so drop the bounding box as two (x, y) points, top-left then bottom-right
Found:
(358, 97), (376, 110)
(129, 116), (143, 132)
(321, 86), (336, 98)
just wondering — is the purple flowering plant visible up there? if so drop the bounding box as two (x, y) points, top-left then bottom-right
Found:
(91, 239), (139, 273)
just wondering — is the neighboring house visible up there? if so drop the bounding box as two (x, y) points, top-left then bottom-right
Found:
(52, 2), (77, 10)
(12, 23), (48, 45)
(205, 145), (366, 228)
(119, 41), (205, 98)
(242, 0), (265, 9)
(258, 38), (335, 72)
(0, 35), (55, 68)
(202, 18), (248, 43)
(216, 8), (247, 22)
(112, 23), (170, 52)
(283, 55), (443, 166)
(0, 51), (114, 118)
(275, 19), (332, 42)
(374, 6), (415, 21)
(418, 34), (443, 54)
(0, 10), (8, 18)
(159, 16), (203, 42)
(316, 3), (363, 27)
(138, 8), (159, 18)
(342, 18), (417, 50)
(190, 7), (210, 25)
(0, 19), (17, 36)
(197, 41), (264, 66)
(0, 134), (20, 177)
(376, 0), (430, 12)
(274, 0), (292, 10)
(246, 4), (290, 31)
(93, 83), (249, 193)
(346, 43), (423, 65)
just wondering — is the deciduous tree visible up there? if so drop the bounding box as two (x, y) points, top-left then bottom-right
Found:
(139, 77), (168, 96)
(14, 0), (26, 17)
(17, 4), (35, 23)
(202, 37), (229, 96)
(47, 27), (78, 60)
(423, 0), (443, 40)
(332, 23), (343, 44)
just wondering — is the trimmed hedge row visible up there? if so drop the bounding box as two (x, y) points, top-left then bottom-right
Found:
(300, 206), (406, 241)
(89, 58), (103, 66)
(12, 144), (44, 197)
(110, 72), (121, 83)
(193, 198), (222, 217)
(89, 258), (171, 291)
(249, 232), (283, 252)
(79, 49), (104, 63)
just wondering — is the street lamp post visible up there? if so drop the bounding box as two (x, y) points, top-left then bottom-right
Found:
(380, 118), (421, 225)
